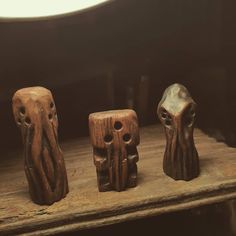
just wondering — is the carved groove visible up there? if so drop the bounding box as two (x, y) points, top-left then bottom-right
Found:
(42, 130), (56, 192)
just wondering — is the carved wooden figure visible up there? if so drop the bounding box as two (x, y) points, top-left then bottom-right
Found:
(12, 87), (69, 205)
(89, 109), (140, 192)
(157, 83), (200, 181)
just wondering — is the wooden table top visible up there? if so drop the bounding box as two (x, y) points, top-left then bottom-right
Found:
(1, 124), (236, 235)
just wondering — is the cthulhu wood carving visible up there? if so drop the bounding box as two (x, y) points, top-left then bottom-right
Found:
(89, 109), (140, 192)
(157, 83), (200, 181)
(12, 87), (69, 205)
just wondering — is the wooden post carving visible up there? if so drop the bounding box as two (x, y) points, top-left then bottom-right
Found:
(157, 83), (200, 181)
(12, 87), (69, 205)
(89, 109), (140, 192)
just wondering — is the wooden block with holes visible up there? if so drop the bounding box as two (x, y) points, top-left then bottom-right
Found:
(12, 86), (69, 205)
(89, 109), (140, 192)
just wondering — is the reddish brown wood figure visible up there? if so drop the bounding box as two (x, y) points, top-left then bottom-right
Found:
(89, 109), (140, 192)
(157, 83), (200, 181)
(12, 87), (69, 205)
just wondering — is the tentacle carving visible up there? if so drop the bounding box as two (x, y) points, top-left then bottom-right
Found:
(13, 87), (69, 205)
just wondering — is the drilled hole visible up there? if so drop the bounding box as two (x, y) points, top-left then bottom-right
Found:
(25, 117), (31, 125)
(48, 114), (53, 120)
(50, 102), (54, 108)
(166, 115), (172, 120)
(123, 133), (131, 142)
(161, 113), (167, 119)
(104, 134), (113, 143)
(162, 109), (167, 114)
(114, 121), (122, 130)
(19, 106), (25, 115)
(165, 120), (171, 126)
(17, 118), (21, 125)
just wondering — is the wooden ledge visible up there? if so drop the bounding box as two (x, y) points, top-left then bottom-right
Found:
(1, 125), (236, 235)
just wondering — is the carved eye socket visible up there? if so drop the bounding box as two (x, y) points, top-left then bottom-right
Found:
(104, 134), (113, 143)
(165, 119), (172, 126)
(123, 133), (131, 143)
(185, 106), (195, 127)
(17, 118), (22, 126)
(50, 102), (54, 109)
(161, 113), (167, 119)
(19, 106), (25, 115)
(114, 121), (123, 130)
(48, 114), (53, 120)
(160, 109), (172, 127)
(25, 117), (31, 125)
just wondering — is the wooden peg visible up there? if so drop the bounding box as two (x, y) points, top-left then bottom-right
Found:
(157, 83), (200, 181)
(12, 87), (69, 205)
(89, 109), (140, 192)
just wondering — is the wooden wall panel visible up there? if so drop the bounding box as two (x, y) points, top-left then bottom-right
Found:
(0, 0), (224, 152)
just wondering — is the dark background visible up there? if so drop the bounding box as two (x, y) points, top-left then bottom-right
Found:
(1, 0), (236, 235)
(1, 0), (235, 152)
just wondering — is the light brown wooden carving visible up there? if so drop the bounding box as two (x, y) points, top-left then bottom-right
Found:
(12, 86), (69, 205)
(89, 109), (140, 192)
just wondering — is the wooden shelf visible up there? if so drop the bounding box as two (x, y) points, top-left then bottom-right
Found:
(1, 125), (236, 235)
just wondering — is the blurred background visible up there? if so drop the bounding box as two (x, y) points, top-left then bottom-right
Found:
(0, 0), (236, 235)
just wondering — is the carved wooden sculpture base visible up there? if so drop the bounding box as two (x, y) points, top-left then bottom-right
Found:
(89, 109), (140, 192)
(157, 83), (200, 181)
(12, 87), (69, 205)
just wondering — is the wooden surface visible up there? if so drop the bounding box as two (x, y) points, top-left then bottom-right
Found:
(1, 125), (236, 235)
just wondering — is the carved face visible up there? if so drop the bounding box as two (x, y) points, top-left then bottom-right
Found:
(158, 84), (196, 133)
(13, 87), (58, 135)
(157, 83), (199, 180)
(89, 109), (140, 191)
(89, 110), (139, 149)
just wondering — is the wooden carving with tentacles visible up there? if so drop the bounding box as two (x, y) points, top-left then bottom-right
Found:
(157, 83), (200, 181)
(89, 109), (140, 192)
(12, 87), (69, 205)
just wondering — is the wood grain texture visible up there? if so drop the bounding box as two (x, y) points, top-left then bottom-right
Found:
(89, 109), (139, 192)
(1, 125), (236, 235)
(157, 84), (200, 181)
(12, 87), (69, 205)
